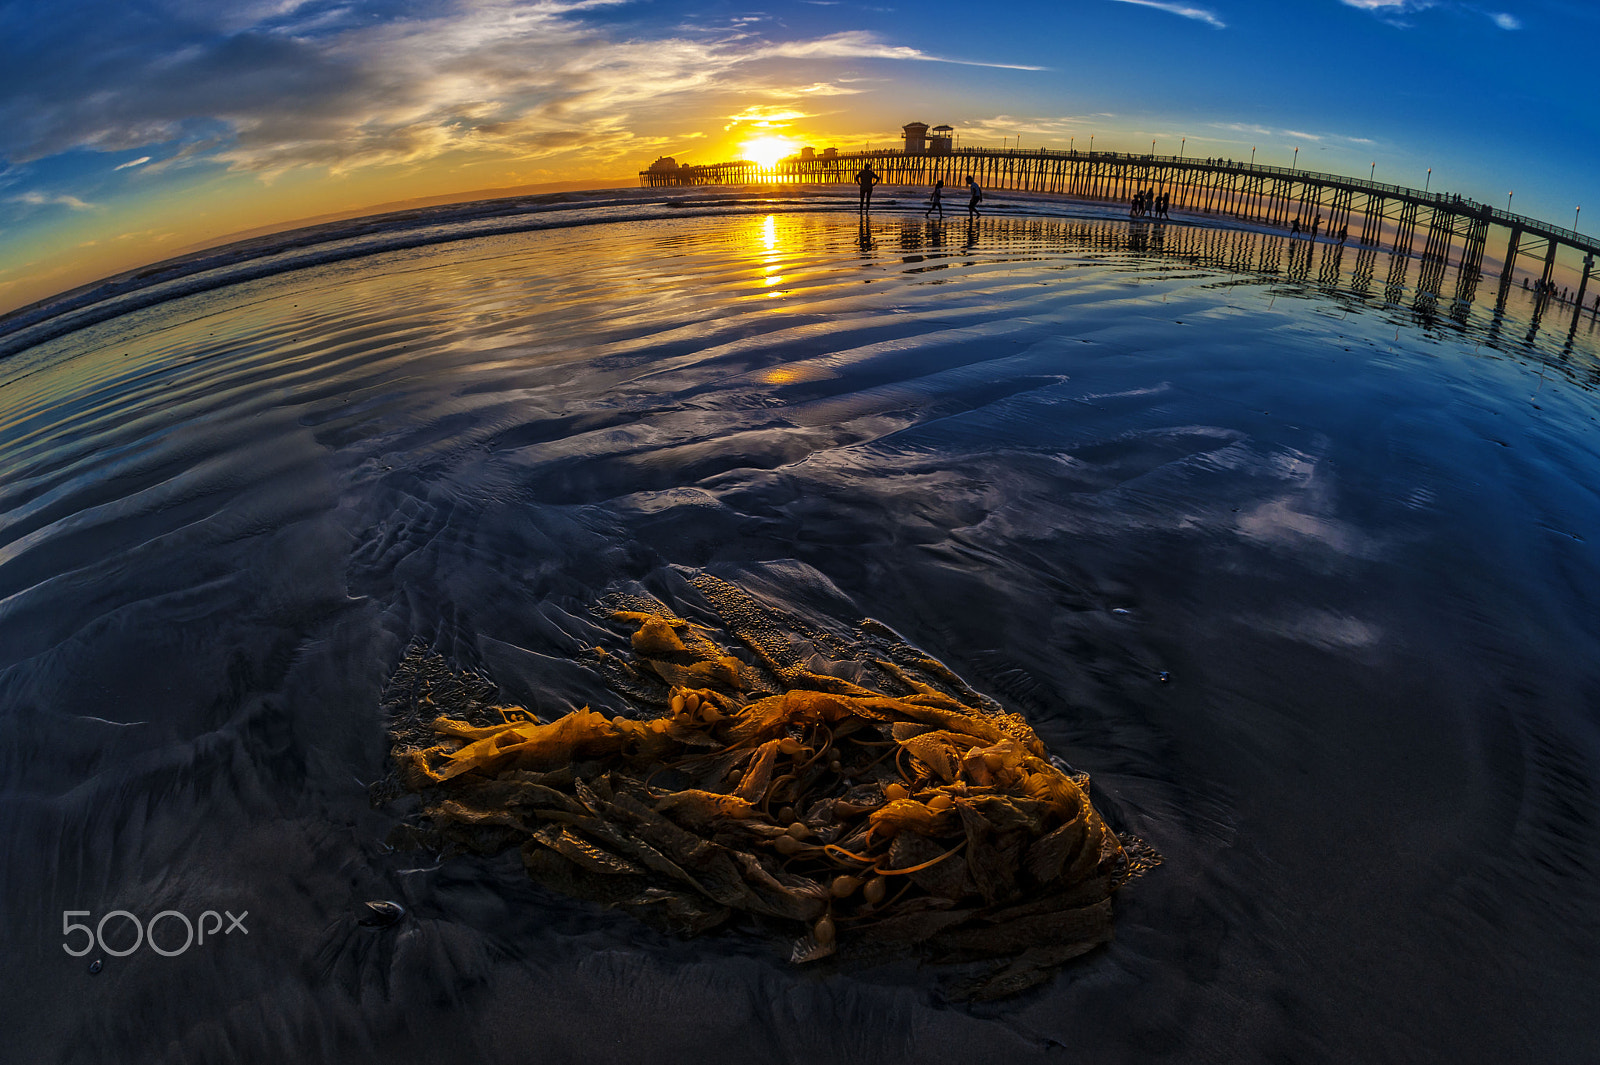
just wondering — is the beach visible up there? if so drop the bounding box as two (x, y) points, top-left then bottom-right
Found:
(2, 202), (1598, 1063)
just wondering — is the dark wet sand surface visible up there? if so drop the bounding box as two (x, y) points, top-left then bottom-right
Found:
(2, 205), (1599, 1063)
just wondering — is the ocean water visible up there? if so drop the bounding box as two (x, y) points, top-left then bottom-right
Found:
(2, 198), (1599, 1063)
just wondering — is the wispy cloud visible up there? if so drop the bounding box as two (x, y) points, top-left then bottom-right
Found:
(1208, 121), (1380, 149)
(960, 113), (1124, 144)
(10, 191), (97, 211)
(1340, 0), (1522, 29)
(1339, 0), (1433, 28)
(757, 31), (1045, 68)
(1108, 0), (1226, 28)
(112, 156), (152, 171)
(724, 105), (812, 131)
(790, 81), (864, 95)
(1213, 122), (1274, 138)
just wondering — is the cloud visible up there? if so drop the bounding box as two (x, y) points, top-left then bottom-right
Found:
(1338, 0), (1433, 26)
(961, 114), (1122, 142)
(0, 0), (1042, 182)
(1340, 0), (1521, 29)
(789, 82), (864, 96)
(112, 156), (152, 171)
(724, 105), (812, 131)
(1212, 122), (1275, 137)
(756, 31), (1044, 68)
(10, 191), (97, 210)
(1107, 0), (1226, 28)
(1209, 121), (1378, 149)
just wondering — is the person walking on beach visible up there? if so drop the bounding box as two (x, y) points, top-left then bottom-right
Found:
(966, 175), (983, 218)
(856, 163), (880, 212)
(1291, 218), (1301, 235)
(925, 179), (944, 220)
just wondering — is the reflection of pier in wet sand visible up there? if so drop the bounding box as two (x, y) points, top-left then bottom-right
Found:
(644, 146), (1599, 336)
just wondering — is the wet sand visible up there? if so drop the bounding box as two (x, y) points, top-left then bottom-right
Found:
(2, 206), (1598, 1063)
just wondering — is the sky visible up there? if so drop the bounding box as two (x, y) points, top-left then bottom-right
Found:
(0, 0), (1595, 314)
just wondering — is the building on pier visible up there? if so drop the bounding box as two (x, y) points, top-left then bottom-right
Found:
(902, 122), (954, 155)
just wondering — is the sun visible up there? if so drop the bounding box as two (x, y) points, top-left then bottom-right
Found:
(740, 135), (800, 168)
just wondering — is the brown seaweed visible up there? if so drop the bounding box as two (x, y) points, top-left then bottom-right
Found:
(381, 578), (1156, 999)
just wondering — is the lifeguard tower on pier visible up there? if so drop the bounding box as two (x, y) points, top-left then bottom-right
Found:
(902, 122), (954, 155)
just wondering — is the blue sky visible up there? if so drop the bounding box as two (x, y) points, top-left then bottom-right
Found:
(0, 0), (1593, 311)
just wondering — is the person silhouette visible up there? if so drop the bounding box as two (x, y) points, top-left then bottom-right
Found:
(925, 179), (944, 219)
(966, 175), (983, 218)
(856, 163), (880, 212)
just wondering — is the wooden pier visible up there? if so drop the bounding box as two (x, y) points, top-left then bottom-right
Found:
(642, 148), (1599, 333)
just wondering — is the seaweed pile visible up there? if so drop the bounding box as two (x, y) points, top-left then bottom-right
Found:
(382, 574), (1154, 999)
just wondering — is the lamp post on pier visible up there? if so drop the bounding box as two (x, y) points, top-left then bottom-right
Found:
(1151, 139), (1156, 155)
(1507, 191), (1513, 213)
(1292, 146), (1299, 169)
(1577, 206), (1583, 233)
(1425, 168), (1431, 193)
(1089, 135), (1094, 154)
(1250, 146), (1256, 165)
(1370, 162), (1375, 181)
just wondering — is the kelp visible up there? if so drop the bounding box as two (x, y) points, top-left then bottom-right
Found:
(382, 576), (1156, 1000)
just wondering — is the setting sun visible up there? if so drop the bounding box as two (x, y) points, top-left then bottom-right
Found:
(739, 136), (801, 168)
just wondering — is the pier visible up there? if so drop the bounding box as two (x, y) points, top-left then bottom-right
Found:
(641, 147), (1599, 334)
